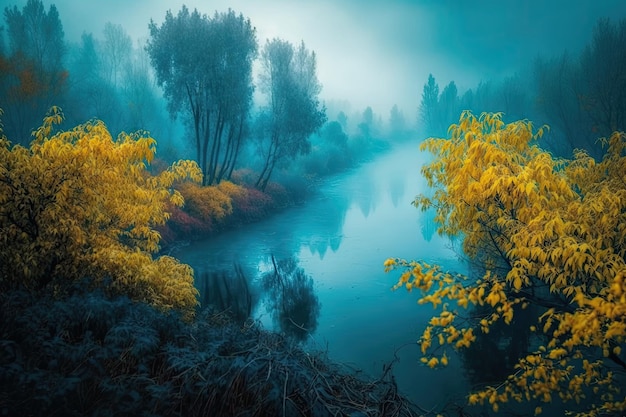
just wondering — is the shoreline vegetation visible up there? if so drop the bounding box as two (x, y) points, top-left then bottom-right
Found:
(155, 134), (399, 253)
(1, 287), (424, 417)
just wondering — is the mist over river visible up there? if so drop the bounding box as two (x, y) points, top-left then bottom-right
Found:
(172, 140), (470, 407)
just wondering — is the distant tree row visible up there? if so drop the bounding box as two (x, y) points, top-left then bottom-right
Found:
(418, 17), (626, 159)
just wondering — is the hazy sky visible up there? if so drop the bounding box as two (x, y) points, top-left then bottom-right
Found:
(3, 0), (626, 115)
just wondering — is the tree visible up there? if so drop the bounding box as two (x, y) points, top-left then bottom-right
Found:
(122, 39), (165, 135)
(101, 22), (132, 88)
(337, 110), (348, 131)
(388, 104), (407, 139)
(419, 73), (439, 137)
(495, 74), (529, 122)
(578, 18), (626, 140)
(321, 121), (348, 148)
(386, 111), (625, 416)
(357, 106), (375, 138)
(438, 81), (459, 132)
(65, 30), (123, 134)
(533, 52), (593, 156)
(1, 0), (67, 143)
(147, 7), (257, 185)
(0, 107), (202, 319)
(255, 39), (326, 190)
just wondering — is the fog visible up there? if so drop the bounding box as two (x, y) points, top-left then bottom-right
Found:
(4, 0), (625, 114)
(4, 1), (626, 414)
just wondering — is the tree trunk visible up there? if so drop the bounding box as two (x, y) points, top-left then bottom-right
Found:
(200, 108), (211, 186)
(208, 110), (224, 185)
(226, 117), (245, 180)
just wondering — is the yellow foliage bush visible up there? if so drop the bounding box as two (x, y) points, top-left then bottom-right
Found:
(0, 107), (202, 319)
(176, 179), (245, 223)
(386, 112), (626, 416)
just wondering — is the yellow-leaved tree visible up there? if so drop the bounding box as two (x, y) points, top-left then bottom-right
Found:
(385, 111), (625, 416)
(0, 107), (203, 318)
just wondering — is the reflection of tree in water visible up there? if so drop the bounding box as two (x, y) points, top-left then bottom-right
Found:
(304, 191), (349, 259)
(420, 206), (437, 242)
(197, 264), (256, 324)
(355, 178), (376, 218)
(329, 235), (342, 252)
(460, 302), (538, 387)
(262, 256), (321, 342)
(448, 235), (542, 388)
(388, 175), (405, 208)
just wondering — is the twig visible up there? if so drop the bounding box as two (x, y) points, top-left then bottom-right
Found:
(283, 369), (288, 417)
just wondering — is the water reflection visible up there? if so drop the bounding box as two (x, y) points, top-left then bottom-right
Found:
(302, 186), (350, 259)
(421, 207), (437, 242)
(388, 175), (406, 208)
(197, 264), (256, 323)
(173, 140), (468, 407)
(354, 178), (376, 218)
(261, 256), (321, 342)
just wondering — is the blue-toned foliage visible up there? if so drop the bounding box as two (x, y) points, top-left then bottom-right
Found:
(0, 286), (417, 416)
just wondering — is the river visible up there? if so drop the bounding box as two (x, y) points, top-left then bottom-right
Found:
(172, 139), (471, 408)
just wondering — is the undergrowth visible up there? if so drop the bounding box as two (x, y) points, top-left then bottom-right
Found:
(0, 286), (420, 416)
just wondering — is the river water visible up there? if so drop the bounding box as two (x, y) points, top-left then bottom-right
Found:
(172, 140), (471, 408)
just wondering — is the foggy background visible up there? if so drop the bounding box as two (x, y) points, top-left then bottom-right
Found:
(3, 0), (625, 114)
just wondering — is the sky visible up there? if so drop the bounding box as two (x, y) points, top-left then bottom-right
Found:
(3, 0), (626, 116)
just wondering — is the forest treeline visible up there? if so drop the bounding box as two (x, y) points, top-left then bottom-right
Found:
(3, 1), (624, 178)
(0, 0), (407, 185)
(418, 17), (626, 160)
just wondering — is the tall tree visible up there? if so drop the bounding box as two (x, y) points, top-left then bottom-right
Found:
(101, 22), (132, 88)
(578, 18), (626, 139)
(495, 74), (529, 121)
(122, 40), (163, 134)
(147, 7), (257, 185)
(419, 73), (439, 137)
(533, 53), (594, 156)
(438, 80), (459, 132)
(358, 106), (375, 138)
(388, 104), (407, 138)
(255, 39), (326, 191)
(1, 0), (67, 144)
(336, 110), (348, 131)
(64, 30), (124, 134)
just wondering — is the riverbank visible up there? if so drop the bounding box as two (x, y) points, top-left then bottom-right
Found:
(157, 136), (397, 253)
(0, 286), (424, 416)
(156, 174), (319, 253)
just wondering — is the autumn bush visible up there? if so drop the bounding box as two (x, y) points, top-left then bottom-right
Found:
(177, 181), (233, 222)
(0, 107), (201, 318)
(162, 179), (280, 241)
(386, 111), (626, 416)
(157, 177), (291, 244)
(160, 204), (213, 242)
(229, 185), (275, 224)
